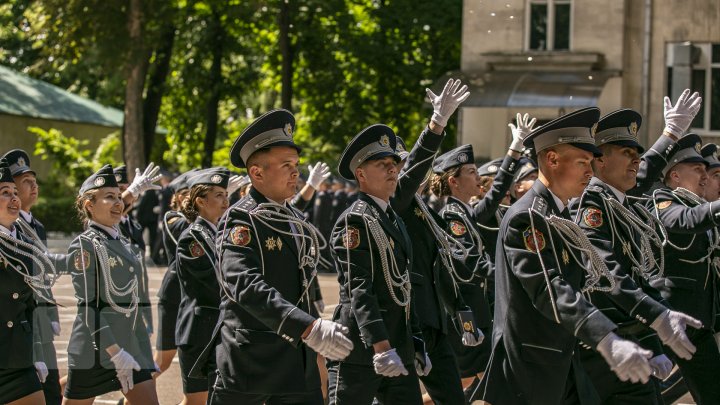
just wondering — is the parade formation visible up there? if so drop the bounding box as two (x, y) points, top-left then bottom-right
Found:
(2, 78), (720, 405)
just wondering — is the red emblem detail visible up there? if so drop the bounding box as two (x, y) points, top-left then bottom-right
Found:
(74, 250), (91, 271)
(523, 227), (545, 252)
(450, 220), (466, 236)
(189, 241), (205, 257)
(230, 226), (251, 246)
(583, 207), (603, 228)
(342, 227), (360, 249)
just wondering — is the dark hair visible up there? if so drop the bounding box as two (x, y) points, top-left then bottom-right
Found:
(429, 166), (462, 197)
(181, 184), (212, 222)
(75, 190), (99, 227)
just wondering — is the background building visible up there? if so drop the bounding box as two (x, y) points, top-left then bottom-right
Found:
(457, 0), (720, 160)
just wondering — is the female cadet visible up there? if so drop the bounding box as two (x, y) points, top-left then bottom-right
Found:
(429, 113), (533, 396)
(174, 168), (229, 404)
(0, 158), (52, 405)
(155, 170), (194, 374)
(63, 165), (159, 405)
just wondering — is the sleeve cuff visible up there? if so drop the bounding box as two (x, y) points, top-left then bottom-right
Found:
(277, 307), (316, 347)
(359, 318), (390, 347)
(575, 309), (617, 347)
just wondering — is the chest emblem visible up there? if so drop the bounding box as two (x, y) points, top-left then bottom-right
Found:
(342, 226), (360, 249)
(230, 225), (251, 246)
(523, 227), (546, 253)
(583, 207), (603, 228)
(450, 220), (467, 236)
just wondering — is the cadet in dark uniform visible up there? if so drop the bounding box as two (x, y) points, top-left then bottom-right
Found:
(388, 77), (479, 405)
(480, 108), (656, 405)
(647, 134), (720, 404)
(114, 166), (154, 347)
(63, 165), (159, 404)
(429, 113), (531, 396)
(175, 168), (229, 404)
(328, 124), (428, 405)
(0, 158), (51, 405)
(510, 157), (538, 202)
(572, 109), (703, 404)
(2, 149), (64, 405)
(155, 170), (194, 375)
(313, 175), (335, 238)
(205, 109), (352, 405)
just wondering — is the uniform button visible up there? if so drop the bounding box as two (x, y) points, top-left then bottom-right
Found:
(129, 267), (134, 273)
(12, 293), (19, 299)
(7, 321), (13, 328)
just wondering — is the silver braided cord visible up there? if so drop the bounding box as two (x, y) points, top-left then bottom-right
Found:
(0, 230), (57, 302)
(414, 194), (469, 290)
(90, 237), (139, 319)
(602, 197), (664, 280)
(542, 214), (617, 293)
(442, 203), (485, 256)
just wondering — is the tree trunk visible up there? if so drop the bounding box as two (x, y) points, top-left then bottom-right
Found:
(123, 0), (150, 173)
(279, 0), (293, 110)
(143, 21), (176, 163)
(202, 11), (224, 168)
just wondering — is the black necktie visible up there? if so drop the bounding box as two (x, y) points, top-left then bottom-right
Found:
(386, 207), (399, 229)
(560, 207), (571, 220)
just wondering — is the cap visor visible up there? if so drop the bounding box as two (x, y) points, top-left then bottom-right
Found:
(570, 142), (603, 157)
(606, 139), (645, 154)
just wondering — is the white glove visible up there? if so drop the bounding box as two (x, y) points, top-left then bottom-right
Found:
(51, 321), (61, 336)
(302, 319), (354, 361)
(649, 354), (673, 380)
(34, 361), (48, 383)
(508, 113), (537, 152)
(313, 299), (326, 314)
(414, 351), (432, 376)
(110, 348), (141, 394)
(650, 310), (702, 360)
(226, 175), (248, 196)
(426, 78), (470, 127)
(663, 89), (702, 137)
(596, 332), (653, 384)
(462, 329), (484, 347)
(126, 162), (162, 198)
(373, 348), (409, 377)
(307, 162), (331, 190)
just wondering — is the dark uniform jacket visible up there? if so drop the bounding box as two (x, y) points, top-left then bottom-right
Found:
(331, 192), (421, 366)
(157, 211), (189, 306)
(480, 181), (617, 405)
(0, 230), (43, 368)
(628, 135), (679, 197)
(175, 217), (221, 347)
(210, 187), (319, 394)
(118, 215), (152, 331)
(573, 178), (669, 353)
(65, 224), (153, 370)
(647, 187), (720, 329)
(313, 190), (334, 238)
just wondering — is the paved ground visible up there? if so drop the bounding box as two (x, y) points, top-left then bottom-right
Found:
(46, 240), (695, 404)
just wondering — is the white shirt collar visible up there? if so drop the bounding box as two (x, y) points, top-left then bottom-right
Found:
(89, 220), (120, 239)
(367, 194), (389, 212)
(0, 224), (16, 238)
(605, 183), (626, 204)
(19, 210), (32, 223)
(199, 216), (218, 234)
(548, 189), (567, 212)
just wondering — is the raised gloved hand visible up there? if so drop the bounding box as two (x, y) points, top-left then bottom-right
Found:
(302, 319), (354, 361)
(51, 321), (61, 336)
(126, 162), (162, 198)
(649, 354), (673, 380)
(226, 175), (249, 196)
(34, 361), (48, 383)
(373, 348), (409, 377)
(596, 332), (653, 384)
(414, 351), (432, 376)
(663, 89), (702, 138)
(110, 348), (141, 394)
(508, 113), (537, 152)
(313, 299), (325, 315)
(462, 328), (484, 347)
(426, 78), (470, 127)
(307, 162), (331, 190)
(650, 310), (702, 360)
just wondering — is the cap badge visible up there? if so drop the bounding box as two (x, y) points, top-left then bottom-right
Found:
(458, 153), (468, 163)
(488, 165), (497, 173)
(17, 157), (26, 167)
(379, 134), (390, 148)
(94, 177), (105, 187)
(590, 122), (599, 137)
(115, 174), (122, 182)
(211, 174), (222, 184)
(283, 122), (293, 137)
(629, 122), (638, 136)
(695, 143), (702, 154)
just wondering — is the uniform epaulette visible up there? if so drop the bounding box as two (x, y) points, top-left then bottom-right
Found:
(585, 185), (604, 194)
(530, 196), (549, 216)
(190, 222), (204, 232)
(348, 200), (369, 216)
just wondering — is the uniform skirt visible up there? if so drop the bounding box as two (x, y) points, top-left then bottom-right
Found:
(0, 367), (42, 403)
(64, 364), (153, 399)
(156, 271), (181, 351)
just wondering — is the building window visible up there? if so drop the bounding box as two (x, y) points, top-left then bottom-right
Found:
(667, 43), (720, 134)
(527, 0), (571, 51)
